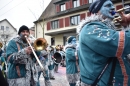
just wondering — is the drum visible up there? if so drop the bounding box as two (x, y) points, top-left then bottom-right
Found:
(53, 52), (62, 64)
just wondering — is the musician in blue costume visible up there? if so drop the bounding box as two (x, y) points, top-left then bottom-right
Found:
(77, 0), (130, 86)
(47, 46), (55, 80)
(6, 25), (40, 86)
(65, 36), (79, 86)
(37, 50), (52, 86)
(0, 53), (7, 78)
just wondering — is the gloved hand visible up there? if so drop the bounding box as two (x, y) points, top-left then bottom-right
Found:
(24, 46), (32, 55)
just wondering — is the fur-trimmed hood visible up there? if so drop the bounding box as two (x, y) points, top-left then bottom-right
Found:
(77, 14), (130, 35)
(64, 43), (77, 51)
(12, 36), (28, 47)
(77, 14), (117, 34)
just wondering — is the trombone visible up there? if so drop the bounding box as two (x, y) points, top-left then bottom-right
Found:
(113, 6), (130, 23)
(25, 36), (48, 76)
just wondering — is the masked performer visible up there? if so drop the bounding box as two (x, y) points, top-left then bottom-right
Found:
(6, 25), (40, 86)
(65, 36), (79, 86)
(37, 50), (52, 86)
(47, 46), (55, 80)
(77, 0), (130, 86)
(0, 53), (7, 79)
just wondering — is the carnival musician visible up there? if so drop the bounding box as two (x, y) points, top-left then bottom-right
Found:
(47, 45), (55, 80)
(6, 25), (41, 86)
(37, 50), (52, 86)
(53, 45), (60, 73)
(65, 36), (79, 86)
(77, 0), (130, 86)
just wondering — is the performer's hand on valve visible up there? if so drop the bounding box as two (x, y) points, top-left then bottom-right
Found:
(25, 46), (32, 55)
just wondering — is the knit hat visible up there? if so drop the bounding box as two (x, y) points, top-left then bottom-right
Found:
(89, 0), (107, 14)
(18, 25), (30, 35)
(67, 36), (76, 43)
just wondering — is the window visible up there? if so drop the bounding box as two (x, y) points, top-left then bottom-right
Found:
(51, 20), (59, 29)
(89, 0), (96, 3)
(124, 3), (130, 14)
(70, 15), (80, 25)
(1, 35), (4, 38)
(6, 35), (8, 38)
(51, 37), (55, 46)
(1, 26), (4, 30)
(73, 0), (80, 8)
(60, 4), (66, 11)
(6, 26), (9, 31)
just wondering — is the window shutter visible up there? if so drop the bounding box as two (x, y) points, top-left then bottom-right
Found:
(65, 2), (68, 10)
(80, 0), (84, 6)
(59, 19), (64, 28)
(66, 2), (70, 10)
(65, 17), (70, 27)
(84, 0), (88, 4)
(116, 5), (123, 10)
(47, 22), (51, 30)
(70, 0), (73, 8)
(56, 5), (60, 12)
(80, 13), (86, 20)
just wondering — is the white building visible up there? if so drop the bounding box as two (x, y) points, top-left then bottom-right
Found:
(0, 19), (17, 49)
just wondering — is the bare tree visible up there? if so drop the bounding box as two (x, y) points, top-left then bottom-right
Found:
(28, 0), (46, 38)
(0, 29), (14, 51)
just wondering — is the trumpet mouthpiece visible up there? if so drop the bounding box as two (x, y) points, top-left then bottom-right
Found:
(25, 36), (27, 38)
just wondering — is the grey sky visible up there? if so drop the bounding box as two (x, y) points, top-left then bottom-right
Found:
(0, 0), (51, 30)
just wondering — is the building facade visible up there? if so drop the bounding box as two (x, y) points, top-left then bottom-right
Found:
(34, 0), (130, 46)
(0, 19), (17, 50)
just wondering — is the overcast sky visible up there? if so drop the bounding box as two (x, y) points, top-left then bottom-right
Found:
(0, 0), (51, 30)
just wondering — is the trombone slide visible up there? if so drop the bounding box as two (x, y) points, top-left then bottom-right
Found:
(25, 36), (46, 76)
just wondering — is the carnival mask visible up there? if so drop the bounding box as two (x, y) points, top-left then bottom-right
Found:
(71, 38), (76, 44)
(100, 0), (115, 19)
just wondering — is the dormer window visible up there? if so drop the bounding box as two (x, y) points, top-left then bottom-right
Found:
(73, 0), (80, 8)
(60, 3), (66, 11)
(124, 3), (130, 14)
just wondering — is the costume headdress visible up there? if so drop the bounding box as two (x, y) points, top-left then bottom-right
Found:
(67, 36), (76, 43)
(89, 0), (107, 14)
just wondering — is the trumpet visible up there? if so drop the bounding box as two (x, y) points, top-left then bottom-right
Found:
(113, 6), (130, 23)
(25, 36), (48, 76)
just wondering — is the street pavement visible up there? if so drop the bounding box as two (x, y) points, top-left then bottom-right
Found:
(39, 66), (69, 86)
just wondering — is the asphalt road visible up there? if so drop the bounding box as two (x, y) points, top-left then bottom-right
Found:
(39, 66), (69, 86)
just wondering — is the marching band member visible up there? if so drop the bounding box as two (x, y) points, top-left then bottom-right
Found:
(6, 25), (40, 86)
(77, 0), (130, 86)
(47, 46), (55, 80)
(37, 50), (52, 86)
(0, 53), (7, 79)
(65, 36), (79, 86)
(0, 43), (4, 57)
(0, 69), (8, 86)
(54, 45), (60, 73)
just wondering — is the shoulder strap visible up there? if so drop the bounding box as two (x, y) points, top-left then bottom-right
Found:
(108, 57), (117, 85)
(92, 58), (113, 86)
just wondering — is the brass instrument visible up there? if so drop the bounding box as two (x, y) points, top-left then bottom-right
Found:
(25, 36), (47, 76)
(113, 6), (130, 23)
(34, 38), (48, 51)
(0, 42), (3, 48)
